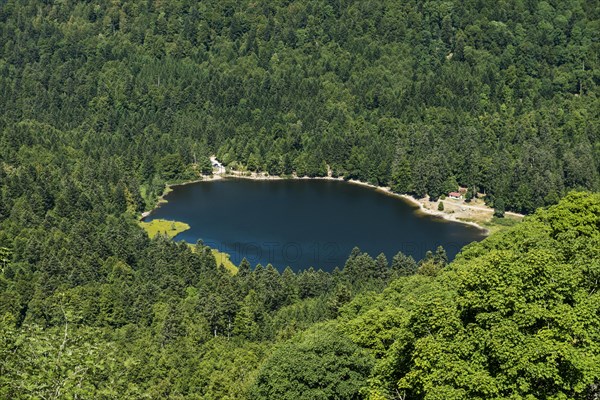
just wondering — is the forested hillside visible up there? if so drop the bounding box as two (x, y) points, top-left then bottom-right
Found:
(1, 0), (599, 213)
(1, 188), (598, 398)
(1, 0), (599, 398)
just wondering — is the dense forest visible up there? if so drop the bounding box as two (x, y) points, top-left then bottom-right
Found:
(1, 188), (599, 398)
(0, 0), (599, 398)
(1, 0), (599, 213)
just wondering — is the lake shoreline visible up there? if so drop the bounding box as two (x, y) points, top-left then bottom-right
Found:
(142, 169), (492, 234)
(223, 173), (490, 234)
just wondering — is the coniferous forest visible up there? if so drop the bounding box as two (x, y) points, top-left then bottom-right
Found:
(0, 0), (599, 399)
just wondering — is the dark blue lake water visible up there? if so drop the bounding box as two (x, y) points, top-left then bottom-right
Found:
(145, 178), (486, 271)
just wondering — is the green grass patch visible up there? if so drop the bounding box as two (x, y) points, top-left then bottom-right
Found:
(456, 214), (523, 235)
(187, 243), (238, 275)
(481, 215), (523, 234)
(211, 248), (238, 274)
(157, 185), (173, 205)
(140, 219), (237, 274)
(490, 216), (522, 226)
(139, 219), (190, 239)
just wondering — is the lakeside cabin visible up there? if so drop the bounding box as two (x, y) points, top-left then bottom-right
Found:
(448, 191), (463, 200)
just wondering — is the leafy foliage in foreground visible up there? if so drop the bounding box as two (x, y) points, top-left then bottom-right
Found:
(251, 322), (373, 400)
(338, 192), (600, 399)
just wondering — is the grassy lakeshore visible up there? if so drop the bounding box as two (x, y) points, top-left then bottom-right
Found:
(139, 219), (238, 275)
(210, 248), (238, 274)
(475, 215), (523, 235)
(139, 219), (190, 239)
(186, 243), (238, 275)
